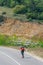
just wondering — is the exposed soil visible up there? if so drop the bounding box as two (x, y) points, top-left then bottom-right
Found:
(0, 18), (43, 39)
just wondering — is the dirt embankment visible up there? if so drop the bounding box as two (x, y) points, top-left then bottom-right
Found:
(0, 18), (43, 39)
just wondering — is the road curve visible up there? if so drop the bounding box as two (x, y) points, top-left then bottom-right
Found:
(0, 46), (43, 65)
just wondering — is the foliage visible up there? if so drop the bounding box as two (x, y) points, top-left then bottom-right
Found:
(0, 15), (5, 22)
(0, 0), (43, 20)
(28, 18), (32, 21)
(0, 34), (43, 48)
(26, 12), (38, 19)
(38, 39), (43, 48)
(0, 34), (18, 46)
(38, 12), (43, 20)
(2, 12), (6, 15)
(13, 5), (27, 14)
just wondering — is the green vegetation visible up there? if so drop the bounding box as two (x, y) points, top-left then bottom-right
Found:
(13, 5), (27, 14)
(0, 34), (26, 46)
(0, 15), (5, 22)
(29, 36), (43, 48)
(0, 0), (43, 21)
(0, 34), (43, 48)
(0, 34), (18, 46)
(28, 41), (43, 48)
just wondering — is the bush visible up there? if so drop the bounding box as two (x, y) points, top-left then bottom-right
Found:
(28, 18), (32, 21)
(26, 13), (32, 19)
(28, 43), (36, 48)
(2, 12), (6, 15)
(38, 21), (41, 24)
(36, 2), (43, 12)
(13, 5), (27, 14)
(10, 1), (16, 8)
(0, 35), (6, 45)
(38, 40), (43, 48)
(0, 34), (18, 46)
(26, 12), (38, 19)
(0, 15), (5, 22)
(32, 13), (38, 19)
(38, 12), (43, 20)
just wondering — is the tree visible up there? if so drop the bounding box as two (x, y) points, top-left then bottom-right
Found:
(29, 0), (36, 11)
(15, 0), (24, 4)
(0, 0), (3, 6)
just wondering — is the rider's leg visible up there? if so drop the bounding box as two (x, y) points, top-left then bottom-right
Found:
(21, 51), (24, 58)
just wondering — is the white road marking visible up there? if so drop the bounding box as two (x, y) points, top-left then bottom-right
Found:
(0, 51), (21, 65)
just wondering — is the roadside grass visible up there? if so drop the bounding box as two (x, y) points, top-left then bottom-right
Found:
(27, 40), (43, 58)
(27, 37), (43, 58)
(0, 34), (26, 47)
(28, 41), (43, 48)
(0, 34), (43, 48)
(27, 47), (43, 58)
(0, 34), (18, 46)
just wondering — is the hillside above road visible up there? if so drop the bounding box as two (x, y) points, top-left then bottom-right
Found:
(0, 18), (43, 39)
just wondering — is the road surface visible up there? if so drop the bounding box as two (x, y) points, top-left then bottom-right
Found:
(0, 46), (43, 65)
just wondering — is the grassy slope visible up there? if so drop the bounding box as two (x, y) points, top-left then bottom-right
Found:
(0, 6), (13, 16)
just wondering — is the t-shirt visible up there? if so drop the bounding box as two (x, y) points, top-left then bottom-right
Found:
(20, 47), (25, 51)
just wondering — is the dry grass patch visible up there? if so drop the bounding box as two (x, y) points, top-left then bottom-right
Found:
(28, 47), (43, 58)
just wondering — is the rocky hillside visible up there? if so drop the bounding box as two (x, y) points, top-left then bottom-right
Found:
(0, 18), (43, 39)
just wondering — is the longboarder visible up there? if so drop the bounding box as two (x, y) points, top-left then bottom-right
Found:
(20, 46), (25, 58)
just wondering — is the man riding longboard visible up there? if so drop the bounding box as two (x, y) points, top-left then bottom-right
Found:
(20, 46), (25, 58)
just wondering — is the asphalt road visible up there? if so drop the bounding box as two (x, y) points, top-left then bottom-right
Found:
(0, 46), (43, 65)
